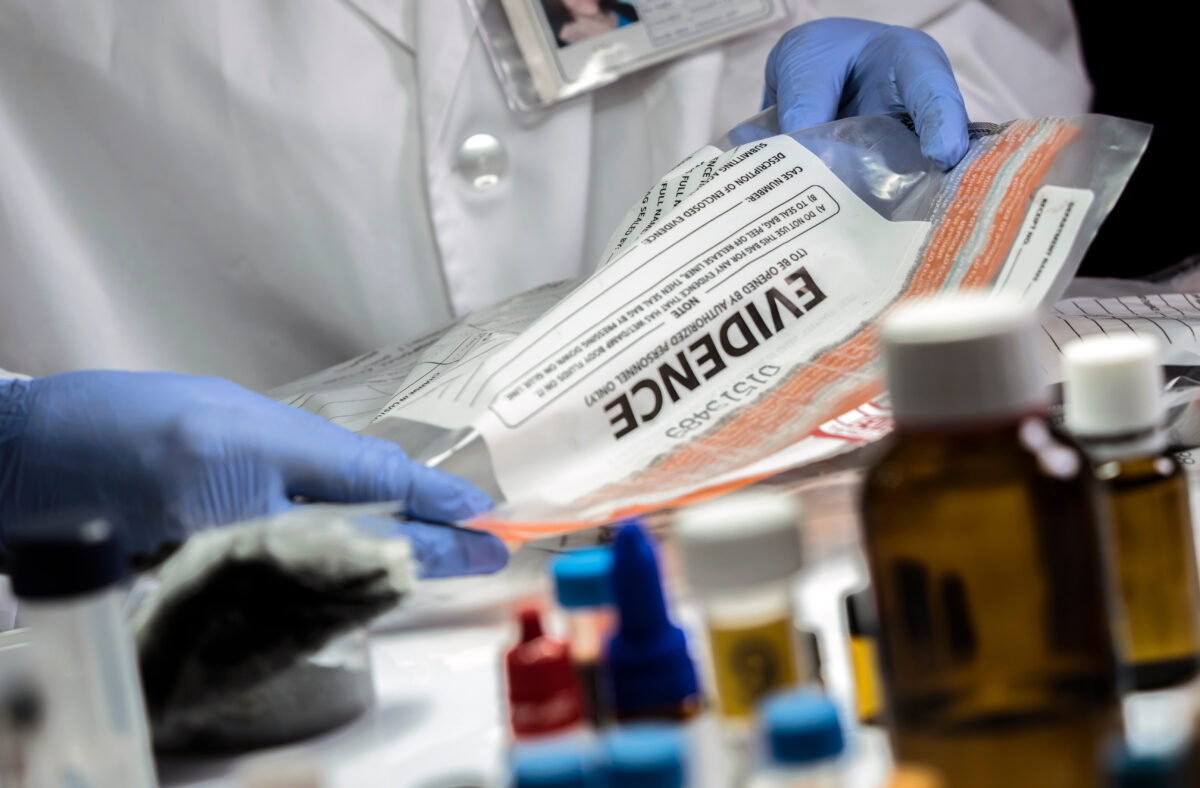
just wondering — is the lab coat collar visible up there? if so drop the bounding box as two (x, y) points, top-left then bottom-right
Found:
(339, 0), (482, 142)
(414, 0), (480, 148)
(339, 0), (417, 53)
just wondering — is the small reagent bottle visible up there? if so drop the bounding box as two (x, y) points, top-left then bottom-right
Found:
(510, 737), (608, 788)
(605, 724), (686, 788)
(550, 548), (616, 727)
(1063, 334), (1200, 691)
(606, 521), (700, 722)
(5, 509), (158, 788)
(748, 689), (846, 787)
(674, 492), (805, 720)
(860, 294), (1119, 788)
(506, 607), (586, 740)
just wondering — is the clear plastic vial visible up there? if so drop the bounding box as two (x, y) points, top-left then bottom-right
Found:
(1062, 334), (1200, 691)
(674, 492), (805, 721)
(861, 295), (1119, 788)
(747, 689), (846, 788)
(550, 548), (616, 728)
(5, 510), (157, 788)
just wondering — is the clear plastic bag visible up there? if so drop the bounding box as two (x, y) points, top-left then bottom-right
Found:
(282, 111), (1150, 538)
(731, 108), (1147, 303)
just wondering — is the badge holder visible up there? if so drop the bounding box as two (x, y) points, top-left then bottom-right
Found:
(465, 0), (786, 112)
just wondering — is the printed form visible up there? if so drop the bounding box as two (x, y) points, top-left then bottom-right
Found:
(374, 136), (931, 517)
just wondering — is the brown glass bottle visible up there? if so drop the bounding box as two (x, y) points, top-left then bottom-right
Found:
(1095, 453), (1200, 689)
(1062, 335), (1200, 691)
(862, 295), (1120, 788)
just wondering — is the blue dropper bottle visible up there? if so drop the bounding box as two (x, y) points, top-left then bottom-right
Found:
(606, 520), (700, 722)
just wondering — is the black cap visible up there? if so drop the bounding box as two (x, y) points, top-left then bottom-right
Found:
(5, 509), (128, 599)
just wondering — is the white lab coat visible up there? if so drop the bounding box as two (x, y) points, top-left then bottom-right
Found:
(0, 0), (1089, 391)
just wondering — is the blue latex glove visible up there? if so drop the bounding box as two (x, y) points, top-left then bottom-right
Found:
(0, 371), (507, 574)
(764, 18), (970, 169)
(392, 519), (511, 580)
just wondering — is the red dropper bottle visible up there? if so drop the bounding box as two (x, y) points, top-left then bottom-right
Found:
(505, 607), (585, 739)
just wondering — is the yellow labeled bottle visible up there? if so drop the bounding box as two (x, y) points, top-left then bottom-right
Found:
(845, 588), (884, 725)
(1062, 334), (1200, 690)
(674, 492), (805, 721)
(860, 294), (1120, 788)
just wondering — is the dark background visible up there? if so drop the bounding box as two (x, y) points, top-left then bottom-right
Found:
(1071, 3), (1191, 278)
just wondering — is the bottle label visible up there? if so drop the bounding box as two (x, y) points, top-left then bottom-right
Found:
(707, 616), (799, 718)
(1111, 470), (1200, 682)
(851, 635), (884, 723)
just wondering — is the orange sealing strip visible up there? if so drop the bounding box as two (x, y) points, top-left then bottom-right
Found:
(959, 124), (1080, 288)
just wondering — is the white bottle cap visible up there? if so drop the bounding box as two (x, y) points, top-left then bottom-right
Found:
(1062, 335), (1163, 437)
(673, 492), (802, 590)
(882, 293), (1047, 426)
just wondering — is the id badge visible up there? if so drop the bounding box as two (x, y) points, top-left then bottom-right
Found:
(466, 0), (787, 110)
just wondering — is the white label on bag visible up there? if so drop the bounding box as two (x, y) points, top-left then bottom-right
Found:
(995, 185), (1094, 304)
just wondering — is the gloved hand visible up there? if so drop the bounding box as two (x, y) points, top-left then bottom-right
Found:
(764, 18), (970, 169)
(0, 371), (506, 573)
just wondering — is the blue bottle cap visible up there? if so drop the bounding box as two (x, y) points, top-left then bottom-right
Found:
(1106, 740), (1192, 788)
(761, 689), (845, 766)
(512, 739), (607, 788)
(606, 521), (699, 717)
(606, 724), (685, 788)
(551, 548), (614, 609)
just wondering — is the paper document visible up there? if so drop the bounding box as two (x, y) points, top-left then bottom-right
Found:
(1042, 294), (1200, 370)
(374, 135), (928, 520)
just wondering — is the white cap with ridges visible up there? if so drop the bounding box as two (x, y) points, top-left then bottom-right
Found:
(882, 293), (1047, 426)
(673, 492), (802, 590)
(1062, 334), (1163, 437)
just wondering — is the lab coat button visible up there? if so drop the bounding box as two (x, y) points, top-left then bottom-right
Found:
(455, 133), (508, 190)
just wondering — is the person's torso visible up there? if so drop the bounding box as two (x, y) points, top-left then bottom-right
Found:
(0, 0), (1089, 390)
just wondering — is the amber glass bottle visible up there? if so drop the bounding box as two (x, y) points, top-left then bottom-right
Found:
(861, 294), (1120, 788)
(1063, 335), (1200, 691)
